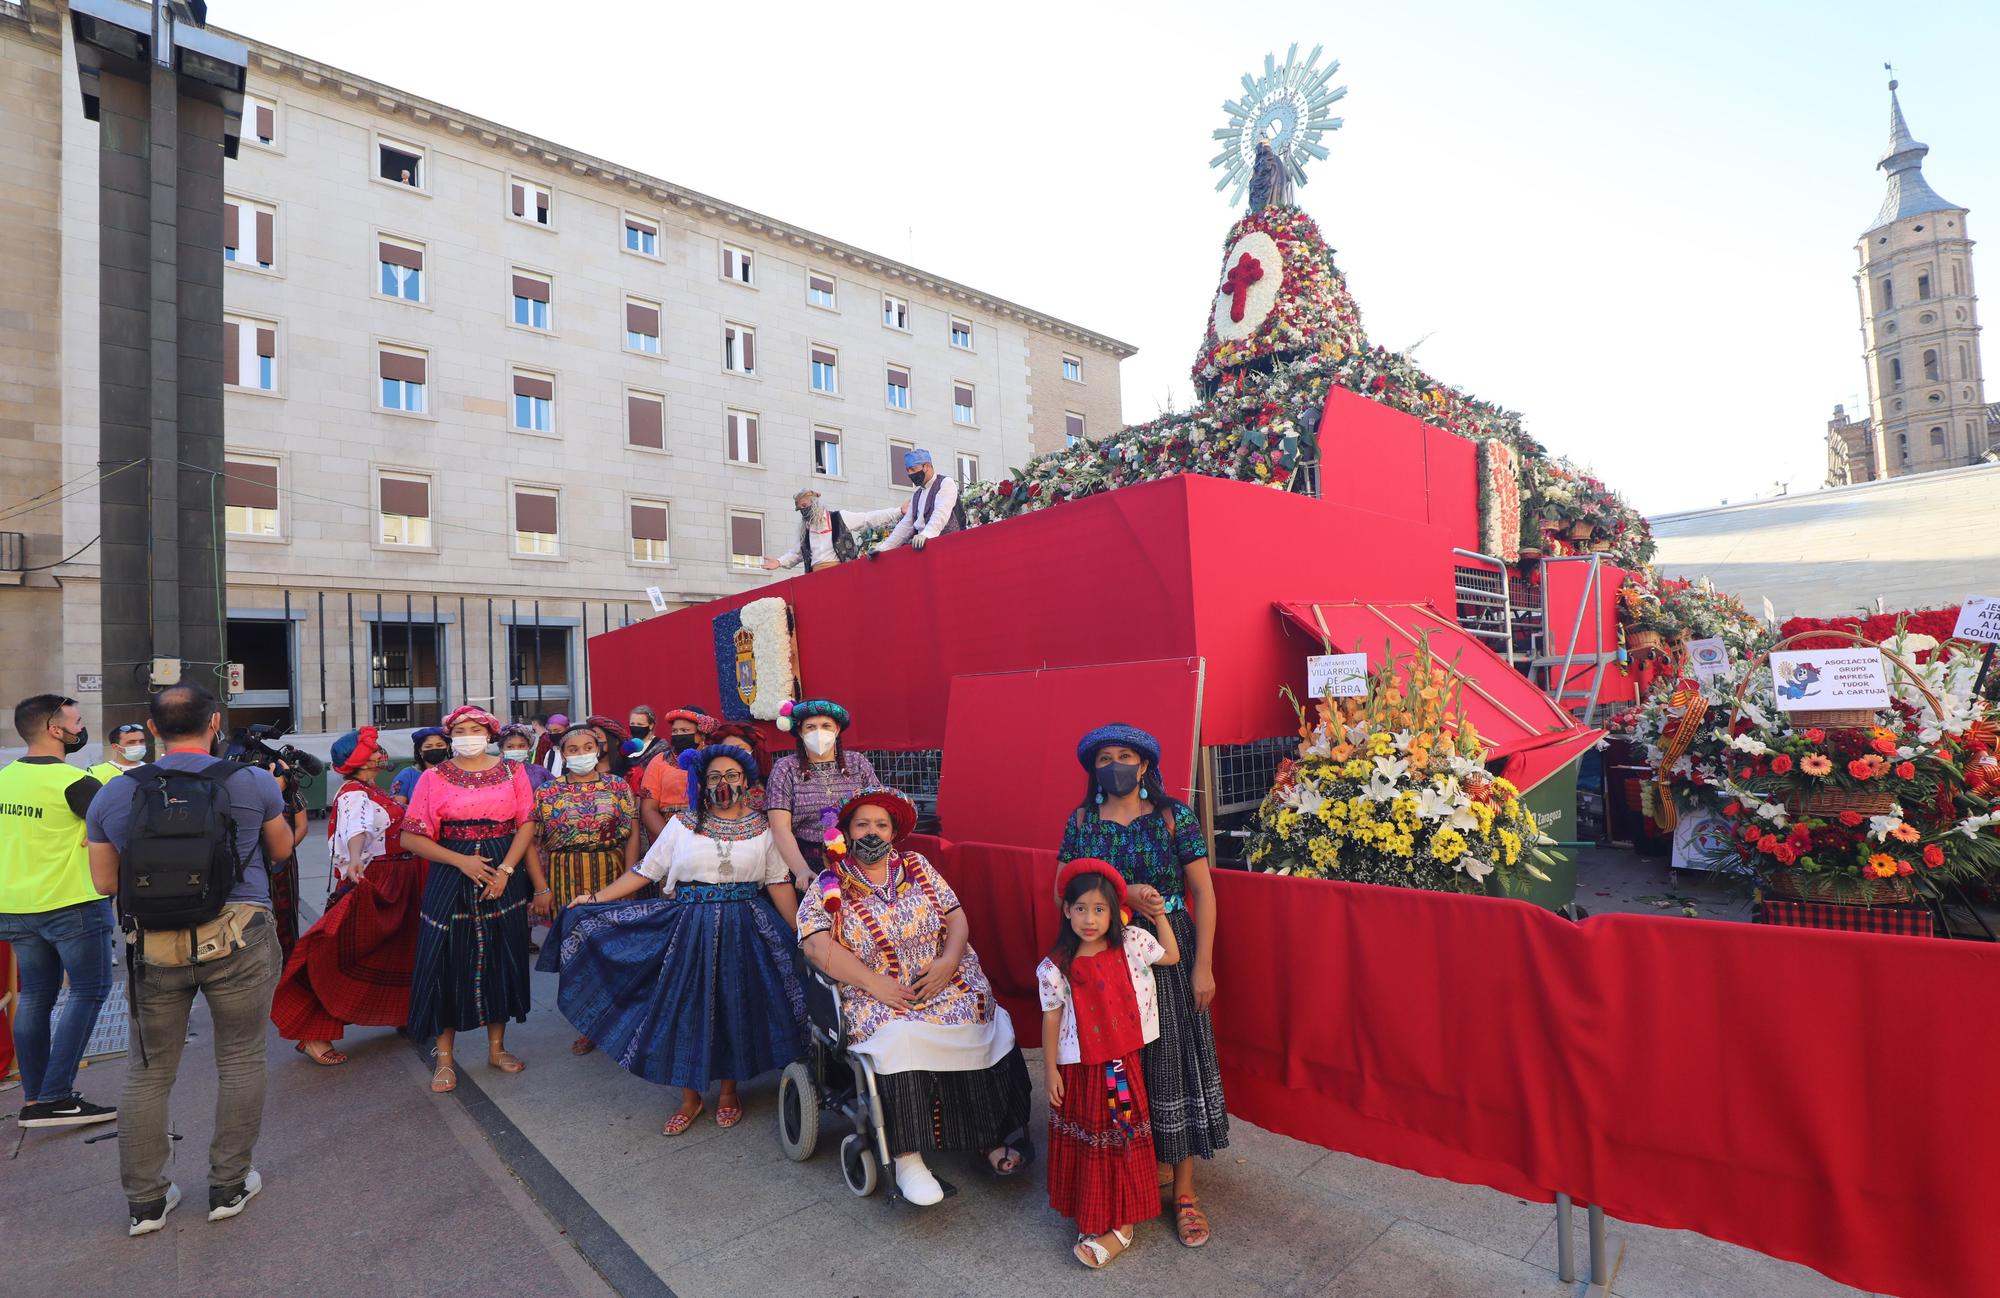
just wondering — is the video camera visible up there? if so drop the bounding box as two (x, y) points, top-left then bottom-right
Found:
(227, 718), (324, 806)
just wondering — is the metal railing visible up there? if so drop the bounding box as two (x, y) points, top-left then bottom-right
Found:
(853, 749), (943, 804)
(1208, 738), (1296, 815)
(1450, 547), (1515, 657)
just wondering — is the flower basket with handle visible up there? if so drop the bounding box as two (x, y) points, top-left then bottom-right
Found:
(1765, 869), (1916, 905)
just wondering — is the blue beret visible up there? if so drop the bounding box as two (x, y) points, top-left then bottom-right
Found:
(903, 448), (933, 469)
(1076, 723), (1161, 770)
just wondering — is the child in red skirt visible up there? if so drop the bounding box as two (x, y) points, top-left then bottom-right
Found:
(1037, 857), (1181, 1269)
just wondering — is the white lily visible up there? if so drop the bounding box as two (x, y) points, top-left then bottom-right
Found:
(1415, 785), (1456, 821)
(1458, 855), (1495, 882)
(1867, 814), (1904, 842)
(1955, 811), (2000, 840)
(1728, 733), (1771, 757)
(1755, 801), (1789, 826)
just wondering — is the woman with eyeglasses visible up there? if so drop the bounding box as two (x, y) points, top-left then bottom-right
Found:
(538, 744), (805, 1136)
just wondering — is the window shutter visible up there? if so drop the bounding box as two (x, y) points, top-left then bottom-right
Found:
(255, 327), (275, 359)
(379, 350), (426, 384)
(889, 446), (910, 487)
(254, 210), (273, 264)
(514, 491), (558, 535)
(513, 373), (553, 400)
(254, 104), (274, 141)
(224, 459), (278, 509)
(626, 302), (660, 335)
(379, 476), (429, 518)
(379, 241), (422, 270)
(745, 416), (760, 462)
(630, 504), (668, 543)
(511, 184), (525, 216)
(740, 330), (755, 371)
(954, 385), (974, 408)
(810, 273), (834, 295)
(223, 321), (240, 385)
(887, 367), (909, 388)
(811, 348), (836, 368)
(627, 394), (663, 448)
(512, 274), (550, 303)
(730, 513), (762, 557)
(626, 217), (657, 239)
(814, 427), (840, 445)
(223, 202), (239, 250)
(1067, 412), (1085, 439)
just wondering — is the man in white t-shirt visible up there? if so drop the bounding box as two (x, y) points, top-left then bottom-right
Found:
(873, 449), (965, 555)
(764, 487), (901, 573)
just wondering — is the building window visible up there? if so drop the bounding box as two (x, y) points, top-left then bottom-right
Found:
(1958, 344), (1971, 380)
(952, 383), (976, 425)
(630, 500), (670, 564)
(1889, 356), (1902, 387)
(513, 487), (560, 556)
(950, 317), (973, 349)
(724, 323), (757, 375)
(510, 178), (552, 226)
(722, 243), (754, 285)
(886, 365), (911, 410)
(1930, 426), (1947, 451)
(624, 214), (659, 256)
(1065, 411), (1086, 445)
(889, 438), (915, 488)
(811, 346), (839, 394)
(512, 371), (555, 433)
(1918, 272), (1933, 301)
(625, 298), (662, 354)
(511, 270), (552, 330)
(378, 237), (424, 301)
(883, 294), (909, 330)
(246, 94), (276, 147)
(378, 347), (427, 413)
(223, 315), (277, 392)
(808, 272), (837, 310)
(1952, 263), (1964, 296)
(378, 472), (431, 546)
(1877, 277), (1893, 312)
(223, 197), (275, 269)
(814, 426), (842, 477)
(1923, 349), (1940, 382)
(1062, 354), (1083, 382)
(626, 390), (665, 450)
(955, 452), (979, 483)
(223, 455), (280, 537)
(726, 409), (760, 464)
(1897, 432), (1910, 465)
(728, 510), (764, 569)
(378, 137), (424, 188)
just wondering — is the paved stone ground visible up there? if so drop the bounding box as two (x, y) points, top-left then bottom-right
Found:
(1, 838), (1887, 1298)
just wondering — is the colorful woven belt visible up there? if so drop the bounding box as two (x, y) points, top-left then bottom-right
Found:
(673, 881), (764, 903)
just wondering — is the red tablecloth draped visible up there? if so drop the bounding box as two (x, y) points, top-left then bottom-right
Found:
(928, 837), (1999, 1298)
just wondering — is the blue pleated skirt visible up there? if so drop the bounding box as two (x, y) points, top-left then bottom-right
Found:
(407, 823), (533, 1039)
(538, 882), (807, 1089)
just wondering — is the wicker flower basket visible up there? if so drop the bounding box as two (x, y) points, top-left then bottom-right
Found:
(1567, 520), (1593, 541)
(1728, 631), (1943, 736)
(1766, 869), (1916, 905)
(1779, 785), (1898, 818)
(1626, 628), (1662, 653)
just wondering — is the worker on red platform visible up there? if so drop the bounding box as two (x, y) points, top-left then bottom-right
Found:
(873, 449), (964, 554)
(764, 488), (901, 573)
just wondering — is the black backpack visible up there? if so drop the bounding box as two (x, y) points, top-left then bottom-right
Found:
(118, 759), (247, 931)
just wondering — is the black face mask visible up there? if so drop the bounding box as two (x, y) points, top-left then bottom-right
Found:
(671, 734), (699, 754)
(851, 834), (893, 865)
(58, 724), (88, 756)
(420, 746), (449, 766)
(1094, 761), (1141, 799)
(629, 724), (651, 740)
(797, 504), (814, 516)
(907, 470), (927, 487)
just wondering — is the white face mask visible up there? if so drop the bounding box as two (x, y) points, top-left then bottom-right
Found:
(803, 729), (837, 758)
(564, 753), (600, 775)
(120, 744), (148, 762)
(451, 734), (488, 758)
(503, 748), (530, 763)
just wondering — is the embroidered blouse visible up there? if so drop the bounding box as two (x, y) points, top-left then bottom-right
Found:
(402, 760), (534, 841)
(329, 781), (400, 881)
(796, 850), (999, 1046)
(1056, 802), (1207, 901)
(1036, 926), (1166, 1066)
(765, 752), (880, 855)
(533, 776), (636, 853)
(632, 811), (784, 893)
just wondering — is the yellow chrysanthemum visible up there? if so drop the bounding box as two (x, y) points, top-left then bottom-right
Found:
(1432, 827), (1468, 863)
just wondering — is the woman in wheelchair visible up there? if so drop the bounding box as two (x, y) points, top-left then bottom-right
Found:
(538, 744), (807, 1135)
(797, 786), (1032, 1205)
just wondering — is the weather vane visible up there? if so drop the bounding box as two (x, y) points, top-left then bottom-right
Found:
(1209, 44), (1346, 211)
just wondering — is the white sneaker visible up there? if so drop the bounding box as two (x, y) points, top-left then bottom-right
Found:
(207, 1168), (262, 1221)
(893, 1152), (944, 1206)
(128, 1183), (181, 1237)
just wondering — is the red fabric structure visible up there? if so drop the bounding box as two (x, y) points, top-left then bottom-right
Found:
(1539, 555), (1639, 712)
(918, 836), (1997, 1298)
(1316, 386), (1480, 553)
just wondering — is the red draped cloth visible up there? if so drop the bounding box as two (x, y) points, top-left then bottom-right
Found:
(271, 782), (429, 1042)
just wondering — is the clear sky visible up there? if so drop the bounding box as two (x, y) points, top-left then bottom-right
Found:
(217, 0), (1997, 515)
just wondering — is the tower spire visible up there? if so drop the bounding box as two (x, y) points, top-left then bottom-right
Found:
(1871, 75), (1956, 231)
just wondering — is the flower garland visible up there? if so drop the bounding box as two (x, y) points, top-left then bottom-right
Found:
(1190, 207), (1365, 379)
(710, 597), (798, 722)
(1617, 570), (1770, 658)
(1478, 439), (1521, 562)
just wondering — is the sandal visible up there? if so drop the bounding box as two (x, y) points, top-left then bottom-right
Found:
(429, 1049), (456, 1094)
(715, 1097), (743, 1129)
(1074, 1226), (1134, 1269)
(486, 1050), (526, 1074)
(1174, 1195), (1211, 1248)
(569, 1035), (596, 1057)
(663, 1102), (705, 1136)
(985, 1144), (1026, 1177)
(295, 1041), (348, 1067)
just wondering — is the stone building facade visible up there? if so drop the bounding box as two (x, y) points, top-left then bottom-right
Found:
(2, 6), (1133, 736)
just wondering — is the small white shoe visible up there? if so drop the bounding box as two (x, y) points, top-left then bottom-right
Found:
(892, 1153), (945, 1206)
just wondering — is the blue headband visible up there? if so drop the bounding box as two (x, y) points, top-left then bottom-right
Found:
(903, 448), (933, 468)
(1076, 723), (1161, 771)
(680, 743), (762, 808)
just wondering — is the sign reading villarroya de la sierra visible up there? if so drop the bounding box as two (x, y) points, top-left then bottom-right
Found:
(1768, 648), (1892, 713)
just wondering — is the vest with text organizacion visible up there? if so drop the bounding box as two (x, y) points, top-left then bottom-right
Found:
(0, 760), (98, 914)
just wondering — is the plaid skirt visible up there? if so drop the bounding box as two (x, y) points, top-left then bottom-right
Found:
(406, 823), (533, 1039)
(1047, 1051), (1161, 1237)
(1136, 908), (1230, 1162)
(271, 852), (428, 1042)
(877, 1046), (1033, 1157)
(546, 847), (627, 903)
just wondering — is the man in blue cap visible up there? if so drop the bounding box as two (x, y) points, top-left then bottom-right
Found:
(873, 448), (965, 554)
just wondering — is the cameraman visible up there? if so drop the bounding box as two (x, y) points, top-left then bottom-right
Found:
(227, 727), (314, 957)
(86, 683), (303, 1235)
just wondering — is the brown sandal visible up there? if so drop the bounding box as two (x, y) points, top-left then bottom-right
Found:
(296, 1041), (348, 1067)
(429, 1050), (457, 1094)
(1175, 1195), (1211, 1248)
(570, 1035), (596, 1056)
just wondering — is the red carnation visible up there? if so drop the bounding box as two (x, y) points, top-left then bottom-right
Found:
(1896, 859), (1915, 877)
(1739, 824), (1762, 842)
(1368, 375), (1388, 394)
(1026, 482), (1042, 498)
(1847, 758), (1877, 780)
(1804, 728), (1826, 743)
(1722, 801), (1742, 818)
(1894, 761), (1917, 781)
(1923, 843), (1946, 869)
(1769, 754), (1794, 775)
(997, 480), (1014, 496)
(1838, 810), (1864, 827)
(1871, 736), (1899, 756)
(1756, 833), (1779, 854)
(1773, 844), (1798, 865)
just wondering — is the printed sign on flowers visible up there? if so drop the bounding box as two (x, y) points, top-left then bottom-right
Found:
(1768, 648), (1891, 712)
(1685, 637), (1729, 684)
(1951, 596), (2000, 644)
(1306, 653), (1369, 698)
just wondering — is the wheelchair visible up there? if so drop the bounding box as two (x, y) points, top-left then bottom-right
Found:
(775, 969), (901, 1199)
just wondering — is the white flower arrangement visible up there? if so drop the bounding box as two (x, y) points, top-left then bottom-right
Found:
(738, 596), (796, 721)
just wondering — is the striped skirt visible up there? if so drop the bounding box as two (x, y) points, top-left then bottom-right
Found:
(406, 821), (532, 1039)
(877, 1046), (1033, 1158)
(546, 847), (627, 903)
(271, 852), (428, 1042)
(1047, 1051), (1160, 1236)
(1136, 907), (1230, 1163)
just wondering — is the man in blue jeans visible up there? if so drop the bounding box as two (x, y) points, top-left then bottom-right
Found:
(0, 694), (116, 1128)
